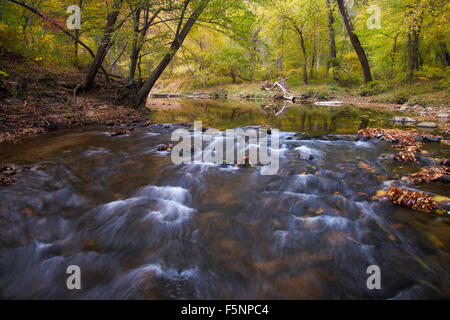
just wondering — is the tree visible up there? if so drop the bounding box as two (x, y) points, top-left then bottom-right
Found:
(336, 0), (372, 83)
(262, 0), (320, 85)
(5, 0), (110, 79)
(126, 1), (166, 85)
(134, 0), (210, 107)
(80, 0), (124, 89)
(326, 0), (337, 79)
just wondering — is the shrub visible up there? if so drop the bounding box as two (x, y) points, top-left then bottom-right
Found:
(328, 83), (339, 92)
(303, 87), (333, 100)
(415, 66), (448, 80)
(336, 72), (361, 87)
(357, 81), (388, 96)
(390, 92), (410, 104)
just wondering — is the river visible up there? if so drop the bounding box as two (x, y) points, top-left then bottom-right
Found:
(0, 99), (449, 299)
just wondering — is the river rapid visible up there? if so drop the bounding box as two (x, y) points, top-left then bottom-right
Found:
(0, 100), (449, 299)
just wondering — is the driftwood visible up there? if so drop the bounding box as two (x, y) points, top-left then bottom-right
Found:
(261, 78), (294, 101)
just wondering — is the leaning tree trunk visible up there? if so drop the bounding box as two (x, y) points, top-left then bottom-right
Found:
(134, 0), (209, 107)
(336, 0), (372, 83)
(81, 0), (123, 89)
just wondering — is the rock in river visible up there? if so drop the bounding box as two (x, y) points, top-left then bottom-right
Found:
(416, 122), (438, 128)
(298, 151), (314, 161)
(392, 116), (417, 124)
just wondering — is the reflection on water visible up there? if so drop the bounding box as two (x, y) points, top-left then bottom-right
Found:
(148, 99), (398, 134)
(0, 99), (449, 300)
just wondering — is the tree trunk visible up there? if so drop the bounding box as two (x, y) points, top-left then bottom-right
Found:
(128, 8), (141, 84)
(73, 0), (83, 64)
(81, 0), (123, 89)
(286, 16), (308, 84)
(7, 0), (110, 80)
(134, 0), (209, 107)
(326, 0), (337, 79)
(300, 33), (308, 85)
(128, 8), (160, 85)
(336, 0), (372, 83)
(407, 32), (413, 76)
(390, 35), (398, 79)
(110, 43), (127, 72)
(411, 29), (420, 70)
(408, 28), (421, 77)
(231, 68), (236, 83)
(407, 10), (424, 77)
(438, 42), (449, 67)
(74, 29), (79, 60)
(310, 48), (316, 79)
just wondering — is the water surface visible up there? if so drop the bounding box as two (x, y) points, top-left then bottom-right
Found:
(0, 100), (449, 299)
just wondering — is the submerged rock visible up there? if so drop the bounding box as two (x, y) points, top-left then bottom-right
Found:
(157, 144), (174, 152)
(0, 175), (15, 186)
(109, 129), (128, 137)
(298, 151), (313, 161)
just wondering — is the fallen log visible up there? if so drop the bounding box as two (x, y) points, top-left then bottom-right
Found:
(261, 78), (294, 101)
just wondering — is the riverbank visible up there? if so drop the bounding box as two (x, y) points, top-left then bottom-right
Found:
(0, 50), (143, 143)
(154, 77), (449, 107)
(1, 49), (448, 143)
(152, 79), (449, 130)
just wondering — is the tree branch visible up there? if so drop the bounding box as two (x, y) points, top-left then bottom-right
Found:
(6, 0), (111, 81)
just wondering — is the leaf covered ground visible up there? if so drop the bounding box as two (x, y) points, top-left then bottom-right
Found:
(0, 49), (143, 143)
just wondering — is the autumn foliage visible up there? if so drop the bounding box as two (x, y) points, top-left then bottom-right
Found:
(408, 166), (450, 185)
(358, 128), (443, 163)
(387, 187), (438, 213)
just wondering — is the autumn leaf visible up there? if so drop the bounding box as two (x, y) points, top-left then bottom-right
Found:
(432, 195), (450, 203)
(387, 187), (438, 213)
(372, 190), (387, 200)
(408, 166), (449, 185)
(427, 233), (444, 247)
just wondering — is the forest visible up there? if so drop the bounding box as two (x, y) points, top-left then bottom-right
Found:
(0, 0), (448, 104)
(0, 0), (449, 301)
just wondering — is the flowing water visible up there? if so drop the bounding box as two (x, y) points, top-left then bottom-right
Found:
(0, 99), (449, 299)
